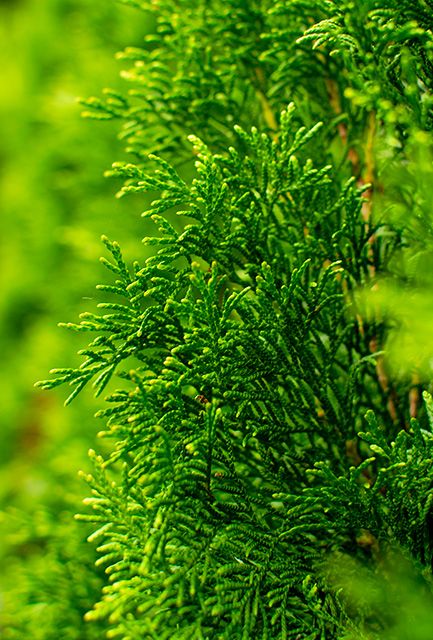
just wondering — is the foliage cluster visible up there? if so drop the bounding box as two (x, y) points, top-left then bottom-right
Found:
(7, 0), (433, 638)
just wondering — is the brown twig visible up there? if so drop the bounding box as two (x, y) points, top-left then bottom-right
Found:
(326, 79), (399, 425)
(409, 374), (421, 419)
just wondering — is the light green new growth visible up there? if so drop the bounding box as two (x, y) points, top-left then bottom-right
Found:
(37, 0), (433, 638)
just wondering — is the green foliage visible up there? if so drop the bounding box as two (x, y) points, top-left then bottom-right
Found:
(22, 0), (433, 637)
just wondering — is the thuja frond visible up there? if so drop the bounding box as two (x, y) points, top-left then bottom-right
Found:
(283, 395), (433, 572)
(37, 101), (423, 637)
(35, 0), (433, 637)
(293, 0), (433, 129)
(38, 108), (386, 443)
(81, 0), (289, 160)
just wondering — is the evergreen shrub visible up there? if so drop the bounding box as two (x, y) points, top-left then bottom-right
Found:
(37, 0), (433, 637)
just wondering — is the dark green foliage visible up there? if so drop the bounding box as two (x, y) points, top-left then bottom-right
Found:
(35, 0), (433, 638)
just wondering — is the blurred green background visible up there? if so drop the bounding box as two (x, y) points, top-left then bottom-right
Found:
(0, 1), (151, 636)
